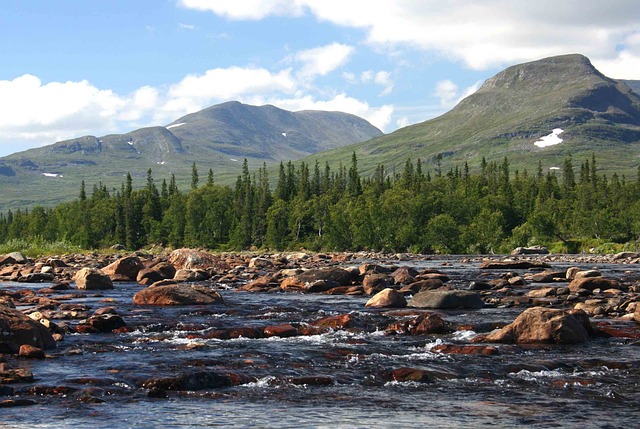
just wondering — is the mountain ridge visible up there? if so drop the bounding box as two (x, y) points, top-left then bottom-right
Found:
(306, 54), (640, 177)
(0, 102), (382, 210)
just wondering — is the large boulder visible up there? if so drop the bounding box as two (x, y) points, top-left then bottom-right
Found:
(1, 252), (29, 265)
(74, 268), (114, 290)
(0, 305), (56, 351)
(362, 274), (391, 295)
(408, 290), (484, 309)
(484, 307), (591, 344)
(102, 256), (144, 281)
(133, 284), (224, 306)
(365, 288), (407, 308)
(296, 268), (353, 286)
(168, 248), (229, 271)
(137, 262), (177, 285)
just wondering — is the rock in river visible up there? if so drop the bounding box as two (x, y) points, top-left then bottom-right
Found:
(0, 305), (56, 351)
(133, 284), (224, 306)
(484, 307), (591, 344)
(74, 268), (114, 290)
(408, 290), (485, 309)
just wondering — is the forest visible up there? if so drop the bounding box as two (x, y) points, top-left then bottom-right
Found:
(1, 154), (639, 254)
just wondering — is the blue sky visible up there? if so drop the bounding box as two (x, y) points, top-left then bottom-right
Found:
(1, 0), (639, 157)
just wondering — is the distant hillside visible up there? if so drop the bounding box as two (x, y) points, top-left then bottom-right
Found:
(308, 54), (640, 178)
(0, 101), (382, 210)
(621, 79), (640, 96)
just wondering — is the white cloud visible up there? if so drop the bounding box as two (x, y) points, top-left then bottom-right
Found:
(374, 71), (393, 96)
(289, 43), (354, 82)
(178, 23), (197, 31)
(396, 117), (410, 128)
(178, 0), (305, 20)
(0, 42), (394, 155)
(433, 79), (481, 108)
(182, 0), (640, 76)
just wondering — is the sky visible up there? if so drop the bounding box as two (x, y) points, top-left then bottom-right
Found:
(1, 0), (639, 158)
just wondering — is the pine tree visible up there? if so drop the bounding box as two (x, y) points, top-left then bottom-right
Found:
(191, 162), (199, 190)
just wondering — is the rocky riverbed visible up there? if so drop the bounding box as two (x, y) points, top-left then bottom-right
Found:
(1, 249), (639, 428)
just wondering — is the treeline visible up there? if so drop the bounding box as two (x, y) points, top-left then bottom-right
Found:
(1, 154), (639, 253)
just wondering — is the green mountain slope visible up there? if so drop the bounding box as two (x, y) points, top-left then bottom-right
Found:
(308, 54), (640, 177)
(0, 101), (382, 210)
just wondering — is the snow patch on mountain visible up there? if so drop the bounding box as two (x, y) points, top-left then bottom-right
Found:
(534, 129), (564, 147)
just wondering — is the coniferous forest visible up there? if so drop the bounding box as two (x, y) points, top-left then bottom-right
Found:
(1, 154), (640, 254)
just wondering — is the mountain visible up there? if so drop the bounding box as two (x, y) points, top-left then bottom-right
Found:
(308, 54), (640, 178)
(0, 101), (382, 210)
(621, 79), (640, 96)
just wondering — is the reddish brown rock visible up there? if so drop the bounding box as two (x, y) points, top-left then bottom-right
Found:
(386, 313), (447, 335)
(263, 324), (298, 338)
(384, 367), (431, 383)
(133, 284), (224, 306)
(279, 276), (306, 291)
(390, 266), (418, 285)
(305, 280), (340, 293)
(484, 307), (591, 344)
(311, 314), (356, 330)
(18, 344), (46, 359)
(74, 268), (113, 290)
(137, 262), (176, 285)
(569, 277), (620, 292)
(365, 288), (407, 308)
(102, 256), (144, 281)
(0, 305), (56, 350)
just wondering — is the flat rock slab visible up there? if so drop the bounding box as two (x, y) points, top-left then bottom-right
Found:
(479, 260), (551, 270)
(133, 284), (224, 306)
(408, 290), (485, 309)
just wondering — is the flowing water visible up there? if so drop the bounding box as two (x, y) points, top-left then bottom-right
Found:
(1, 257), (639, 428)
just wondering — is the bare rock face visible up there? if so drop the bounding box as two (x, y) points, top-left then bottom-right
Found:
(484, 307), (591, 344)
(74, 268), (114, 290)
(133, 284), (224, 306)
(102, 256), (144, 281)
(365, 288), (407, 308)
(0, 305), (56, 351)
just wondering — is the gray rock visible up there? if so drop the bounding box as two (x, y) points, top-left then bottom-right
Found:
(408, 290), (485, 309)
